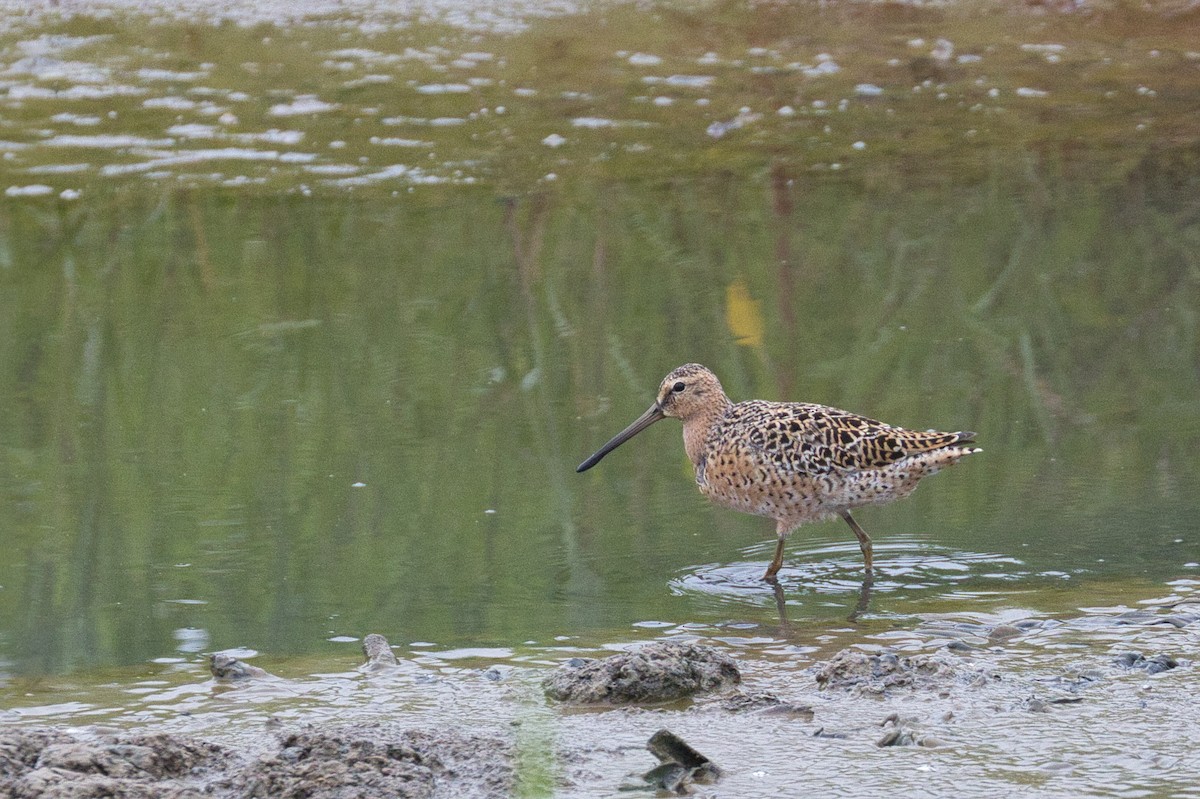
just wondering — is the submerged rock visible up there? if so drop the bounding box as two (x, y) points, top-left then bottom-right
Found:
(718, 689), (814, 719)
(987, 624), (1024, 642)
(811, 727), (849, 739)
(1114, 652), (1179, 674)
(1025, 694), (1085, 712)
(876, 715), (940, 748)
(813, 648), (996, 696)
(875, 726), (939, 747)
(209, 653), (273, 681)
(543, 641), (740, 704)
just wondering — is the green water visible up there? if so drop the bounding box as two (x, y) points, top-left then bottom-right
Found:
(1, 0), (1198, 687)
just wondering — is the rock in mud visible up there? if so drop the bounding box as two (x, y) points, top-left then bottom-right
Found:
(543, 641), (740, 704)
(0, 728), (229, 799)
(641, 729), (720, 794)
(361, 633), (399, 671)
(813, 649), (996, 696)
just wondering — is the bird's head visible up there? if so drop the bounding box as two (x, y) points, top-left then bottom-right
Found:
(576, 363), (726, 472)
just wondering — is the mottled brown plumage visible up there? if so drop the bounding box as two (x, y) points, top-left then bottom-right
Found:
(577, 364), (980, 580)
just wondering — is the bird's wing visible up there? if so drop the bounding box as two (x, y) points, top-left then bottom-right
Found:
(729, 401), (976, 476)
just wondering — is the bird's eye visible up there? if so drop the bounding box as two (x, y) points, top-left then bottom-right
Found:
(672, 381), (686, 393)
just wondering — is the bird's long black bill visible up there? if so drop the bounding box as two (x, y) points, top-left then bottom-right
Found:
(576, 403), (665, 472)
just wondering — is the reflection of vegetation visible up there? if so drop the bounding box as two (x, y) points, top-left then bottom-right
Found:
(512, 698), (558, 799)
(0, 1), (1198, 676)
(1, 143), (1197, 676)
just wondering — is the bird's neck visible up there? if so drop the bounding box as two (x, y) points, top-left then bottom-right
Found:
(681, 397), (731, 466)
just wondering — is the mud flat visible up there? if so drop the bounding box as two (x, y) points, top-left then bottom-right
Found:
(4, 601), (1198, 798)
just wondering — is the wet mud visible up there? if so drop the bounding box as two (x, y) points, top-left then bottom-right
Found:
(0, 724), (512, 799)
(5, 599), (1196, 798)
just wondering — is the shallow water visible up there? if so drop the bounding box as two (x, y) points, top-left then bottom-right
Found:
(1, 0), (1199, 795)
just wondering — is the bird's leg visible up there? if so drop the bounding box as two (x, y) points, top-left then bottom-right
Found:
(840, 510), (873, 572)
(763, 535), (787, 581)
(763, 520), (792, 575)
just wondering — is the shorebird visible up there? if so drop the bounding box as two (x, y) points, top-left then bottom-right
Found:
(577, 364), (980, 580)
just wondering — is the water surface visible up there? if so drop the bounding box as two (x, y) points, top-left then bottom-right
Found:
(1, 0), (1199, 794)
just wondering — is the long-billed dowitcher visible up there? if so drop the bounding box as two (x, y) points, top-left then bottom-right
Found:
(577, 364), (980, 580)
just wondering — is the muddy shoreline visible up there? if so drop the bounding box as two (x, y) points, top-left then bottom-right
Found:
(5, 598), (1197, 798)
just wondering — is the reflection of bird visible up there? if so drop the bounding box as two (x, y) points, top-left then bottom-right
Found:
(577, 364), (980, 581)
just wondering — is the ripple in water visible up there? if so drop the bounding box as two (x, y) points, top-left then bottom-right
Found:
(669, 537), (1028, 606)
